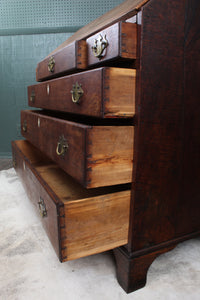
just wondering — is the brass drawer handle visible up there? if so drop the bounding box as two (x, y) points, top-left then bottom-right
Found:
(56, 135), (68, 156)
(48, 56), (55, 73)
(71, 82), (84, 104)
(91, 34), (108, 59)
(22, 120), (27, 132)
(38, 197), (47, 217)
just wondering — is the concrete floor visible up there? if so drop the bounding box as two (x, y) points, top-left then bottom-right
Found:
(0, 167), (200, 299)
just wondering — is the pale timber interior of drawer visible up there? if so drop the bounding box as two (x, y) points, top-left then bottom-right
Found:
(36, 164), (130, 202)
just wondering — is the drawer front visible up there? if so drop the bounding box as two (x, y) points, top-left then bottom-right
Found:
(21, 110), (134, 188)
(12, 140), (130, 262)
(87, 22), (137, 66)
(29, 67), (136, 118)
(36, 40), (87, 82)
(12, 141), (62, 260)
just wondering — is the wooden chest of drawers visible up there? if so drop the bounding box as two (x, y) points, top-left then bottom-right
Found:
(12, 0), (200, 293)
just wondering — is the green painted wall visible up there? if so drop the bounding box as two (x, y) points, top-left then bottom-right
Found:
(0, 33), (72, 157)
(0, 0), (124, 157)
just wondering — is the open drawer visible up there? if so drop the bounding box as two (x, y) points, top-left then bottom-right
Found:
(21, 110), (134, 188)
(12, 140), (131, 262)
(29, 67), (136, 118)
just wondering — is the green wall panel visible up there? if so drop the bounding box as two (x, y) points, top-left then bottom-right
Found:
(0, 0), (124, 35)
(0, 33), (72, 157)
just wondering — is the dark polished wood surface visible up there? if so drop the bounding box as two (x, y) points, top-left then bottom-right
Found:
(36, 40), (87, 81)
(115, 0), (200, 293)
(177, 0), (200, 234)
(129, 0), (200, 251)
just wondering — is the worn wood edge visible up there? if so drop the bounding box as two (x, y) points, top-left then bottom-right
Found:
(45, 0), (150, 57)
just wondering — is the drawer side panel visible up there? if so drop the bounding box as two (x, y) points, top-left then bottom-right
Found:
(86, 126), (134, 188)
(64, 190), (130, 261)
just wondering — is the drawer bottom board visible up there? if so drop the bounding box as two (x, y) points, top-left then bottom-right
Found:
(12, 140), (131, 262)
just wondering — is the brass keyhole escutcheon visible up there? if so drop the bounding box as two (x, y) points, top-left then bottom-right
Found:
(56, 135), (69, 157)
(71, 82), (84, 104)
(22, 120), (27, 132)
(38, 197), (47, 218)
(91, 34), (109, 59)
(30, 90), (35, 103)
(48, 56), (55, 73)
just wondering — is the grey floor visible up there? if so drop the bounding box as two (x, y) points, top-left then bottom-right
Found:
(0, 158), (12, 170)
